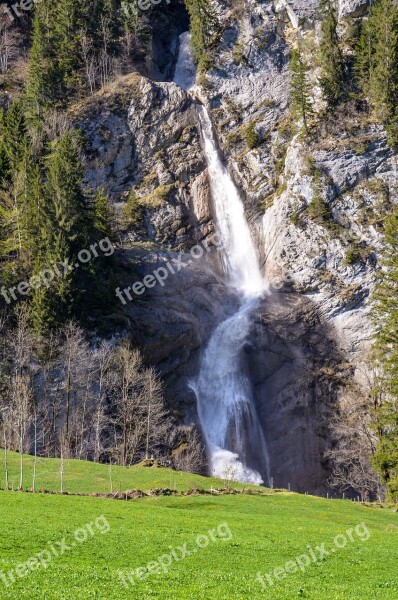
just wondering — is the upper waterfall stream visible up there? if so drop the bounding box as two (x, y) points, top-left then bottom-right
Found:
(174, 32), (270, 485)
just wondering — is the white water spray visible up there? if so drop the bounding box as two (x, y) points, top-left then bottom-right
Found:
(174, 33), (270, 485)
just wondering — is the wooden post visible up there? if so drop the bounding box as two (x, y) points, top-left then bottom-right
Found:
(60, 450), (64, 494)
(109, 461), (113, 493)
(32, 407), (37, 493)
(3, 427), (9, 491)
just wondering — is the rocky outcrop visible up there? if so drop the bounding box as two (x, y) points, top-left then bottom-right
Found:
(73, 73), (213, 249)
(274, 0), (319, 29)
(203, 0), (387, 379)
(338, 0), (369, 19)
(116, 246), (236, 418)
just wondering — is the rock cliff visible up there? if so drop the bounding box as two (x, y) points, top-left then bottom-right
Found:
(74, 0), (392, 493)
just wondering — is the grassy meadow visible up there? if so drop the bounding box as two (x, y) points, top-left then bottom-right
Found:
(0, 453), (397, 598)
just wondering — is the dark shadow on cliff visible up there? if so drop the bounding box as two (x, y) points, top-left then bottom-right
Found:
(247, 290), (352, 495)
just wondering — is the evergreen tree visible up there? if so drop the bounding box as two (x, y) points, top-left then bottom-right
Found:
(184, 0), (218, 70)
(93, 187), (113, 239)
(53, 0), (84, 100)
(25, 11), (51, 126)
(0, 109), (11, 186)
(372, 208), (398, 501)
(354, 17), (375, 92)
(319, 0), (345, 107)
(355, 0), (398, 145)
(31, 131), (91, 332)
(2, 101), (27, 173)
(290, 48), (314, 134)
(369, 0), (398, 121)
(0, 107), (34, 280)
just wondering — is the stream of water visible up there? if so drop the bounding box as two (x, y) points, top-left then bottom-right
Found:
(174, 32), (270, 485)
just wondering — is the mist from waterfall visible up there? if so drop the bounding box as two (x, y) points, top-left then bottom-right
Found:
(174, 32), (270, 485)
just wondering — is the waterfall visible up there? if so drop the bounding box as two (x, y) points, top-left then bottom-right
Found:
(173, 32), (197, 91)
(174, 33), (270, 485)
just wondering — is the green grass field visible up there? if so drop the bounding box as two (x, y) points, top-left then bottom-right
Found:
(0, 450), (260, 494)
(0, 452), (397, 599)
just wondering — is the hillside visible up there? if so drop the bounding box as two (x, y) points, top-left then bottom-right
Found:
(0, 450), (264, 494)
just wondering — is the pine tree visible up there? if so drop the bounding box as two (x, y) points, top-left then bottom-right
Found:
(372, 209), (398, 502)
(184, 0), (218, 70)
(46, 131), (89, 257)
(0, 107), (34, 279)
(319, 0), (345, 107)
(31, 131), (91, 332)
(355, 0), (398, 145)
(290, 48), (314, 134)
(25, 11), (50, 126)
(370, 0), (398, 120)
(93, 187), (113, 239)
(354, 17), (375, 93)
(2, 101), (27, 173)
(123, 188), (142, 228)
(0, 109), (11, 187)
(53, 0), (84, 100)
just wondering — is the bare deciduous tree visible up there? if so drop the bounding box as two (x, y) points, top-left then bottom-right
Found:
(0, 20), (20, 75)
(109, 344), (170, 466)
(172, 429), (206, 475)
(5, 308), (34, 489)
(326, 372), (382, 501)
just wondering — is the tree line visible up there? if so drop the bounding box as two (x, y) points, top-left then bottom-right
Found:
(0, 101), (116, 333)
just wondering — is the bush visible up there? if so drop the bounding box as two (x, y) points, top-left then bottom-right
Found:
(245, 122), (260, 150)
(308, 195), (333, 222)
(307, 170), (333, 224)
(123, 189), (142, 228)
(344, 246), (360, 266)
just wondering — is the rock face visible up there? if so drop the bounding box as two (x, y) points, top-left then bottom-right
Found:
(76, 0), (396, 493)
(250, 292), (349, 493)
(261, 125), (391, 371)
(275, 0), (320, 28)
(203, 1), (388, 377)
(74, 73), (213, 249)
(338, 0), (369, 19)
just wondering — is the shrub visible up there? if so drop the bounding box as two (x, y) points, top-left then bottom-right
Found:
(344, 246), (360, 266)
(307, 170), (333, 224)
(245, 122), (260, 150)
(123, 189), (142, 228)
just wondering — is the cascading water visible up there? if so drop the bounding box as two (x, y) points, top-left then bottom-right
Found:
(174, 32), (270, 485)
